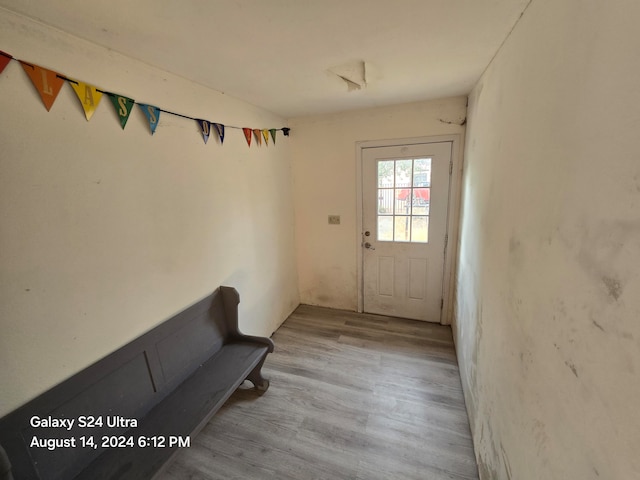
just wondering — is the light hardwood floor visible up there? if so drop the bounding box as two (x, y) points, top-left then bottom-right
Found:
(159, 305), (479, 480)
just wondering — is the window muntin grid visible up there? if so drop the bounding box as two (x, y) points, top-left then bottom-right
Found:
(377, 158), (431, 243)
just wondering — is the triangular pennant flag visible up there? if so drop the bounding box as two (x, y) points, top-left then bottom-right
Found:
(243, 127), (252, 147)
(108, 94), (135, 129)
(253, 129), (262, 146)
(70, 80), (103, 121)
(138, 104), (161, 135)
(262, 129), (269, 146)
(269, 129), (277, 144)
(213, 123), (225, 144)
(20, 62), (65, 111)
(0, 51), (12, 75)
(197, 119), (210, 144)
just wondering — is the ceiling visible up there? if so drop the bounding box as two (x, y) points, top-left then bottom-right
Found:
(0, 0), (531, 118)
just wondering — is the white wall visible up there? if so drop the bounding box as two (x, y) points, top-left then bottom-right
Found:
(0, 11), (299, 417)
(290, 98), (466, 311)
(455, 0), (640, 478)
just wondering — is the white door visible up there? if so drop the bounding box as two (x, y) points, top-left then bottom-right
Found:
(362, 142), (452, 322)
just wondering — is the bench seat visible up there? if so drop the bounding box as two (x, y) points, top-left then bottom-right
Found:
(78, 341), (269, 480)
(0, 286), (274, 480)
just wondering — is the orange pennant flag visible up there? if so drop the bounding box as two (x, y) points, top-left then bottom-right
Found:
(21, 62), (65, 111)
(70, 80), (103, 121)
(262, 129), (269, 146)
(253, 129), (262, 146)
(243, 127), (252, 147)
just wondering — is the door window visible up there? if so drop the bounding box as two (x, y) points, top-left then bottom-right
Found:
(376, 158), (431, 243)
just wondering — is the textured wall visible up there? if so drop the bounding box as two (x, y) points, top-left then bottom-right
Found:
(455, 0), (640, 478)
(0, 11), (299, 417)
(290, 98), (466, 311)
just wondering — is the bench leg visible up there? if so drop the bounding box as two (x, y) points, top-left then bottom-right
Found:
(246, 356), (270, 393)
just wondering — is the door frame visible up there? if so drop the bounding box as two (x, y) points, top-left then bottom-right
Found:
(355, 134), (463, 325)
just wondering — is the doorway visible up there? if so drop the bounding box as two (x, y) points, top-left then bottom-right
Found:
(358, 138), (457, 323)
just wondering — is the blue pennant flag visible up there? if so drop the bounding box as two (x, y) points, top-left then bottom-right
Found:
(213, 123), (225, 144)
(138, 104), (161, 135)
(197, 119), (210, 144)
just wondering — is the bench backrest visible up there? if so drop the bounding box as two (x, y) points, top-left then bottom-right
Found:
(0, 287), (237, 480)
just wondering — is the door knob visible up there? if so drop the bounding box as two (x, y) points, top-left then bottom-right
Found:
(364, 242), (375, 250)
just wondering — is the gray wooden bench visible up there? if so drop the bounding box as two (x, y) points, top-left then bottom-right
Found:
(0, 286), (274, 480)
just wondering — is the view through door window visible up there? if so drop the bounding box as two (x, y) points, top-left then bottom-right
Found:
(377, 158), (431, 242)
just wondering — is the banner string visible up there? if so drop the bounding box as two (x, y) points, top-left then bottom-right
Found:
(4, 53), (290, 135)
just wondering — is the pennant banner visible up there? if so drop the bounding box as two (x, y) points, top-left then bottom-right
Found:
(213, 123), (225, 144)
(108, 94), (135, 129)
(0, 51), (12, 75)
(243, 127), (252, 147)
(253, 129), (262, 146)
(21, 62), (65, 111)
(4, 49), (288, 144)
(70, 80), (103, 121)
(139, 104), (161, 135)
(197, 119), (210, 144)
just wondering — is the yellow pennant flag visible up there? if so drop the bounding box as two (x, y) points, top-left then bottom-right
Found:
(70, 80), (103, 121)
(262, 129), (269, 146)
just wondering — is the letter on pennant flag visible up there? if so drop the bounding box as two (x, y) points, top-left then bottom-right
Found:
(108, 94), (135, 129)
(213, 123), (225, 144)
(243, 127), (252, 147)
(20, 62), (65, 111)
(197, 119), (210, 144)
(138, 104), (161, 135)
(70, 80), (103, 121)
(253, 129), (262, 146)
(262, 129), (269, 146)
(269, 128), (277, 144)
(0, 51), (12, 75)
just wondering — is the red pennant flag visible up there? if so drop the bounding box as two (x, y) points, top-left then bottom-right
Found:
(0, 51), (12, 75)
(253, 129), (262, 146)
(21, 62), (65, 111)
(243, 127), (252, 147)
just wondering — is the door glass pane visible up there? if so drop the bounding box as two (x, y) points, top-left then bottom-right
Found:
(412, 188), (430, 215)
(395, 188), (411, 216)
(378, 161), (394, 187)
(378, 216), (393, 241)
(394, 216), (411, 242)
(377, 189), (393, 214)
(376, 158), (432, 243)
(413, 158), (431, 187)
(411, 216), (429, 243)
(395, 160), (412, 188)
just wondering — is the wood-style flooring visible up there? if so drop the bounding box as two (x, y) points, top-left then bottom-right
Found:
(158, 305), (479, 480)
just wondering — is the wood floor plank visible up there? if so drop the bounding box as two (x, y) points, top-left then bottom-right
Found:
(158, 306), (478, 480)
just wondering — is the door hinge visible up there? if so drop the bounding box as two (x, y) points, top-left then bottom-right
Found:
(449, 160), (453, 175)
(441, 298), (444, 309)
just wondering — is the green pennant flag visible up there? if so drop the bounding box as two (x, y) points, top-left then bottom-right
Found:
(269, 128), (277, 144)
(108, 94), (135, 129)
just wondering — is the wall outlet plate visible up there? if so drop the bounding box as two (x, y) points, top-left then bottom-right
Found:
(328, 215), (341, 225)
